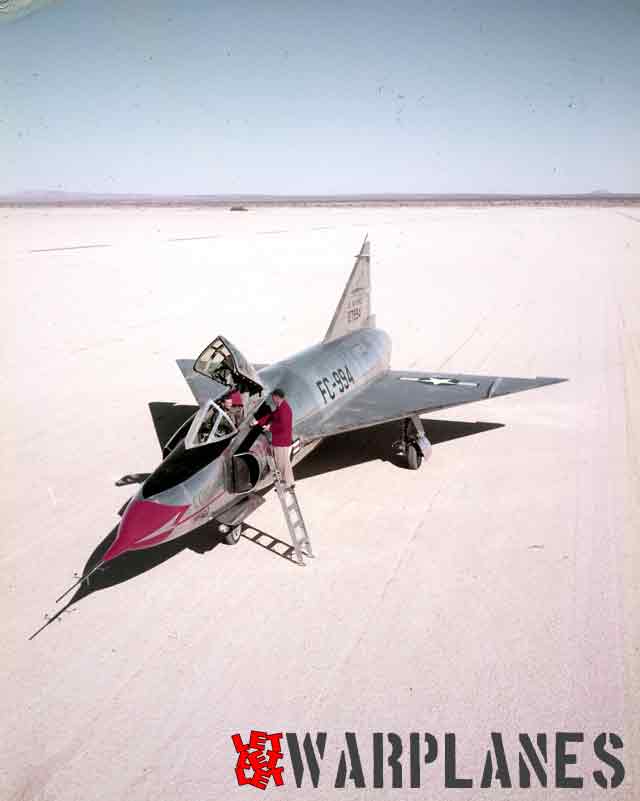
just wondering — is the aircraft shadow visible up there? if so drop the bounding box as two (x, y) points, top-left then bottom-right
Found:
(29, 518), (225, 639)
(295, 418), (505, 480)
(240, 524), (301, 565)
(28, 411), (503, 638)
(149, 401), (198, 448)
(148, 403), (505, 481)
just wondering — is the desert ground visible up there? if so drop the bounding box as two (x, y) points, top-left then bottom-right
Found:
(2, 205), (638, 800)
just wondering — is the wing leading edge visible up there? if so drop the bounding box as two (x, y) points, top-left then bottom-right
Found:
(296, 369), (567, 439)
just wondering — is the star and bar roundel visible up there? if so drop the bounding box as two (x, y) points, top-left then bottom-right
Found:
(398, 376), (480, 388)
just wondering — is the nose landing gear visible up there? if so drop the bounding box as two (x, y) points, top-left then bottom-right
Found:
(219, 523), (242, 545)
(392, 416), (432, 470)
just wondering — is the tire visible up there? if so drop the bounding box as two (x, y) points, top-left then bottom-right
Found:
(224, 525), (242, 545)
(406, 443), (423, 470)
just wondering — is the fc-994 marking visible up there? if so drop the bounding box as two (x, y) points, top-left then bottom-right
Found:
(316, 365), (355, 404)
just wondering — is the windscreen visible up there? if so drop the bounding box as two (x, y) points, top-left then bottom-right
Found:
(185, 401), (237, 449)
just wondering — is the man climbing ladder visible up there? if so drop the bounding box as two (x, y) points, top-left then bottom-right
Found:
(254, 387), (313, 564)
(254, 388), (295, 488)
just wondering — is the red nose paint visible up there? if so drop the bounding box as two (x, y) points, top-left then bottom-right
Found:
(103, 499), (190, 563)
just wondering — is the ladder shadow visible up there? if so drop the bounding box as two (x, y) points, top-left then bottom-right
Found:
(240, 522), (303, 566)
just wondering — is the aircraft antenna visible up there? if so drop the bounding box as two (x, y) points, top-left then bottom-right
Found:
(28, 598), (75, 641)
(54, 562), (104, 604)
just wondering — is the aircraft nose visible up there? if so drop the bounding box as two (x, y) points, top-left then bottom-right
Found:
(102, 497), (190, 563)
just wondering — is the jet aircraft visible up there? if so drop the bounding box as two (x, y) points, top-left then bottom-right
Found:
(49, 238), (565, 605)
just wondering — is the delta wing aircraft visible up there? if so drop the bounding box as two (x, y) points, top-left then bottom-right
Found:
(49, 238), (564, 606)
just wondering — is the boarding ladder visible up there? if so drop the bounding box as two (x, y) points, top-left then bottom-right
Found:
(267, 450), (314, 566)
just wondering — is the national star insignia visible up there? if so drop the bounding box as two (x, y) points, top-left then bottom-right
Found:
(399, 376), (480, 388)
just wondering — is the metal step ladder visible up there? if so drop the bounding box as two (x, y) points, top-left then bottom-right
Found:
(268, 451), (314, 566)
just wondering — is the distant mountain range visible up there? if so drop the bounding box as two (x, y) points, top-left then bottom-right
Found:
(1, 190), (638, 205)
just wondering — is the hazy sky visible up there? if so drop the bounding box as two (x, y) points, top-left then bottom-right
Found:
(1, 0), (638, 194)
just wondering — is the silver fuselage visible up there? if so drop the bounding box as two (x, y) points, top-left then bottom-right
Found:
(122, 329), (391, 546)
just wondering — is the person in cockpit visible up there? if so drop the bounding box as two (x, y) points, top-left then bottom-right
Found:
(223, 388), (244, 428)
(199, 405), (218, 443)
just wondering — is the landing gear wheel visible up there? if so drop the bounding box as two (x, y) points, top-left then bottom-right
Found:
(406, 442), (423, 470)
(223, 525), (242, 545)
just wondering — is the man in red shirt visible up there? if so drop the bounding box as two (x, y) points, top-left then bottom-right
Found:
(254, 388), (295, 488)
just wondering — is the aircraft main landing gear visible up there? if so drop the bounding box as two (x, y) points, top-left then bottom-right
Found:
(406, 441), (422, 470)
(392, 416), (432, 470)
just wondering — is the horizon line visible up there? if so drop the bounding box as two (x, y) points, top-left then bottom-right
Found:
(2, 190), (639, 203)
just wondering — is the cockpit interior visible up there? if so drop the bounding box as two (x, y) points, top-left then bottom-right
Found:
(185, 400), (237, 449)
(194, 336), (263, 398)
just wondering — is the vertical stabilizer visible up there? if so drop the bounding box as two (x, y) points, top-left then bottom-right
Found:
(324, 237), (374, 342)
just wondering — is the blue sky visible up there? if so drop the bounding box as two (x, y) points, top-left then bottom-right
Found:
(1, 0), (638, 194)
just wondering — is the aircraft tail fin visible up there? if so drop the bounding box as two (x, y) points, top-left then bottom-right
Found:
(324, 236), (374, 343)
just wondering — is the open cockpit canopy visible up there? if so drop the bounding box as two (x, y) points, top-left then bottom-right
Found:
(194, 336), (263, 397)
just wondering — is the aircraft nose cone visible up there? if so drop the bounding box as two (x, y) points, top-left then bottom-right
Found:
(102, 498), (190, 563)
